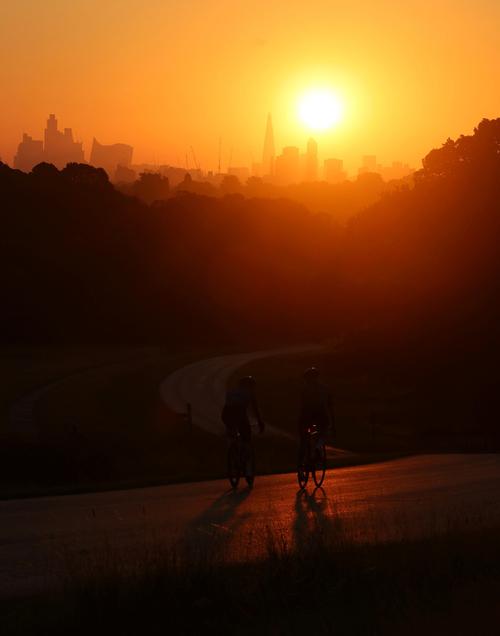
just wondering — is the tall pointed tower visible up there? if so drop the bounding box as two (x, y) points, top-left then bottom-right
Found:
(262, 113), (275, 177)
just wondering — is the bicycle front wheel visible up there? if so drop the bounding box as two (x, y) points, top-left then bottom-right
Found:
(297, 449), (309, 489)
(312, 444), (326, 488)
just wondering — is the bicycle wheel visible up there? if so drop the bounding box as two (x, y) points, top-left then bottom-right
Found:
(297, 448), (309, 489)
(312, 443), (326, 488)
(227, 441), (241, 488)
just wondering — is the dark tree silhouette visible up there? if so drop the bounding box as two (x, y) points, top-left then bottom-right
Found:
(220, 174), (242, 194)
(132, 171), (170, 204)
(3, 120), (500, 440)
(61, 162), (110, 189)
(418, 118), (500, 181)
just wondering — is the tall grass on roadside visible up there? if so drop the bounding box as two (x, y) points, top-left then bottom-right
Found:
(3, 512), (500, 636)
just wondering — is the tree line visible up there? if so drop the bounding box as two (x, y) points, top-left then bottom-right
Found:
(2, 119), (500, 429)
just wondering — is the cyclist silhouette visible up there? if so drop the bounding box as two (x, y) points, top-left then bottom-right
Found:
(298, 367), (334, 457)
(222, 376), (265, 442)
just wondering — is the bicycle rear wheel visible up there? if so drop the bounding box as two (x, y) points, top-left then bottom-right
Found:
(297, 466), (309, 489)
(227, 442), (241, 488)
(312, 444), (326, 487)
(297, 448), (309, 489)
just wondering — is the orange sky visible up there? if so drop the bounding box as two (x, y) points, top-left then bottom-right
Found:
(1, 0), (499, 175)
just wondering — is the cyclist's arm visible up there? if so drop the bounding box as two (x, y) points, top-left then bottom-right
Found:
(250, 395), (265, 432)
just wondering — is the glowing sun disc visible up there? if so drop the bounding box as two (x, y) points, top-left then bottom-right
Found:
(298, 89), (343, 131)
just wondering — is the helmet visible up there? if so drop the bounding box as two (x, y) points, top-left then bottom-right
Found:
(304, 367), (319, 380)
(239, 375), (256, 388)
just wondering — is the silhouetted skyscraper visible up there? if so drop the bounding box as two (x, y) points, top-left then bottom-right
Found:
(359, 155), (381, 175)
(304, 137), (318, 181)
(324, 158), (346, 183)
(13, 134), (44, 172)
(44, 114), (84, 168)
(90, 138), (134, 181)
(275, 146), (300, 185)
(262, 113), (275, 177)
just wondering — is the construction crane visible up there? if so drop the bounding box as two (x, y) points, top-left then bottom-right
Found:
(190, 146), (200, 172)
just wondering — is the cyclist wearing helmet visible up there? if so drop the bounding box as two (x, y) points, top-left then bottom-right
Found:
(298, 367), (334, 455)
(222, 376), (265, 442)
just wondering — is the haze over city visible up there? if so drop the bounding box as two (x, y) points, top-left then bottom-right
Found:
(11, 111), (414, 185)
(2, 0), (500, 174)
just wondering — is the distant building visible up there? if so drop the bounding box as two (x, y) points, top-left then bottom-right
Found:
(358, 155), (413, 181)
(262, 113), (275, 177)
(114, 164), (137, 184)
(185, 168), (204, 182)
(13, 134), (44, 172)
(205, 171), (226, 187)
(228, 166), (250, 182)
(381, 161), (414, 181)
(275, 146), (301, 185)
(324, 158), (347, 184)
(132, 165), (180, 187)
(359, 155), (381, 175)
(303, 137), (318, 182)
(44, 114), (84, 168)
(252, 162), (262, 177)
(14, 114), (84, 172)
(130, 164), (205, 188)
(90, 138), (134, 181)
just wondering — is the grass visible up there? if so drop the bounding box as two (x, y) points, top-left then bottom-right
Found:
(3, 346), (499, 633)
(0, 346), (153, 431)
(0, 346), (228, 498)
(3, 509), (500, 635)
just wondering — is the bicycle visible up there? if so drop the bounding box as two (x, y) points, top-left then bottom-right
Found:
(297, 423), (327, 489)
(227, 431), (255, 488)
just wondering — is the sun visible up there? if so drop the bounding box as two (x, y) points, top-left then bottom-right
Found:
(298, 89), (343, 131)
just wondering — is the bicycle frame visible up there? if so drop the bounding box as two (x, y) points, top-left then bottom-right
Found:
(227, 431), (255, 488)
(297, 423), (326, 489)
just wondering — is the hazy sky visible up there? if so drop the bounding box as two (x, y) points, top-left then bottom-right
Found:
(1, 0), (499, 174)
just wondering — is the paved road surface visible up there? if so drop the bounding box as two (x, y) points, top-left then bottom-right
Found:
(2, 454), (500, 597)
(3, 349), (499, 598)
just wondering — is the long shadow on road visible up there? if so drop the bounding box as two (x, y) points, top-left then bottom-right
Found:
(293, 487), (343, 550)
(182, 487), (253, 557)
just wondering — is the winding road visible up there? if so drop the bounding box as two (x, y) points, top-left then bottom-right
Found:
(1, 348), (500, 599)
(159, 344), (322, 437)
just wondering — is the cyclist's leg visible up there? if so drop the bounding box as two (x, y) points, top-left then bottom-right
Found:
(317, 415), (328, 448)
(225, 418), (238, 442)
(297, 416), (308, 462)
(311, 415), (328, 463)
(238, 420), (253, 477)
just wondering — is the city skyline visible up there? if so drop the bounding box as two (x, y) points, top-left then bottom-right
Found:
(14, 114), (85, 172)
(3, 2), (500, 175)
(9, 112), (413, 183)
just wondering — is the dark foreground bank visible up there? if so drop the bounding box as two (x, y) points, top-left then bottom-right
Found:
(4, 519), (500, 636)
